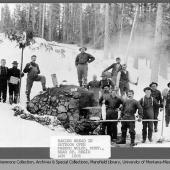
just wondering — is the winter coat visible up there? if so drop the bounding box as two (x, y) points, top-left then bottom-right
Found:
(99, 79), (114, 89)
(121, 99), (143, 120)
(139, 96), (159, 119)
(165, 90), (170, 109)
(0, 66), (8, 81)
(99, 95), (123, 119)
(8, 67), (24, 85)
(75, 52), (95, 66)
(23, 62), (40, 79)
(151, 89), (163, 108)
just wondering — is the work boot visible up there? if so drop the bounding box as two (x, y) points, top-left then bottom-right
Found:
(79, 81), (82, 87)
(142, 139), (146, 143)
(9, 95), (13, 105)
(148, 138), (153, 142)
(14, 95), (18, 104)
(116, 132), (126, 144)
(130, 139), (136, 147)
(130, 133), (136, 146)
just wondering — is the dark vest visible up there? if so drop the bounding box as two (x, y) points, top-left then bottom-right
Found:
(120, 71), (129, 83)
(166, 91), (170, 108)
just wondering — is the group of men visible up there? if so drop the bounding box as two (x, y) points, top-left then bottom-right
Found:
(0, 55), (47, 104)
(75, 47), (170, 146)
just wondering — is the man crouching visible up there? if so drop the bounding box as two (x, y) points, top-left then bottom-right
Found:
(117, 90), (143, 146)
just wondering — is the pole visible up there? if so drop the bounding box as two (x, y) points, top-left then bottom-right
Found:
(125, 4), (139, 64)
(89, 119), (161, 123)
(18, 46), (24, 103)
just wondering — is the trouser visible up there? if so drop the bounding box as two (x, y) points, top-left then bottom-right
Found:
(101, 122), (118, 140)
(26, 75), (46, 100)
(77, 64), (88, 86)
(119, 82), (130, 97)
(8, 83), (19, 104)
(165, 108), (170, 126)
(101, 109), (118, 140)
(142, 121), (153, 141)
(111, 75), (117, 86)
(121, 121), (135, 142)
(153, 108), (159, 130)
(0, 81), (7, 102)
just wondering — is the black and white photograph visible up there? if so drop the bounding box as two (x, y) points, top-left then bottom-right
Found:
(0, 2), (170, 149)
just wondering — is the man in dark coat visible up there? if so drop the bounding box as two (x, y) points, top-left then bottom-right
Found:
(164, 82), (170, 127)
(87, 75), (100, 104)
(99, 72), (114, 90)
(139, 87), (159, 143)
(99, 88), (123, 142)
(23, 55), (46, 102)
(8, 61), (24, 104)
(0, 59), (8, 103)
(75, 47), (95, 87)
(103, 57), (122, 86)
(149, 82), (163, 132)
(117, 90), (143, 146)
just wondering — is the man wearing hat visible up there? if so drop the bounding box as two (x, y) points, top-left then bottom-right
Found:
(99, 72), (114, 90)
(103, 57), (122, 86)
(0, 59), (8, 103)
(75, 47), (95, 87)
(149, 82), (163, 132)
(99, 88), (123, 142)
(117, 90), (143, 146)
(8, 61), (24, 104)
(139, 87), (159, 143)
(163, 83), (170, 127)
(23, 55), (47, 102)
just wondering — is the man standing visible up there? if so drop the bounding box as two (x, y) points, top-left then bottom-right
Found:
(23, 55), (47, 102)
(8, 61), (24, 104)
(116, 64), (138, 97)
(0, 59), (8, 103)
(103, 57), (122, 86)
(75, 47), (95, 87)
(139, 87), (159, 143)
(99, 89), (123, 142)
(117, 90), (143, 146)
(149, 82), (163, 132)
(163, 82), (170, 127)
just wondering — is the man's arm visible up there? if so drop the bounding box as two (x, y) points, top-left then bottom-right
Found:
(129, 72), (138, 85)
(136, 101), (143, 118)
(159, 91), (163, 108)
(75, 55), (79, 66)
(23, 63), (31, 73)
(87, 54), (95, 63)
(36, 64), (40, 74)
(103, 63), (115, 72)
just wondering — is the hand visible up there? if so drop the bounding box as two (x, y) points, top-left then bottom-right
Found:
(137, 118), (142, 122)
(160, 108), (163, 112)
(29, 65), (32, 69)
(118, 117), (122, 122)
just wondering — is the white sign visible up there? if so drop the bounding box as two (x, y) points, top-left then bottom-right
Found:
(50, 136), (111, 159)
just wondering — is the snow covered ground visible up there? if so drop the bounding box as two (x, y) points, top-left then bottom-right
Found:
(0, 33), (170, 147)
